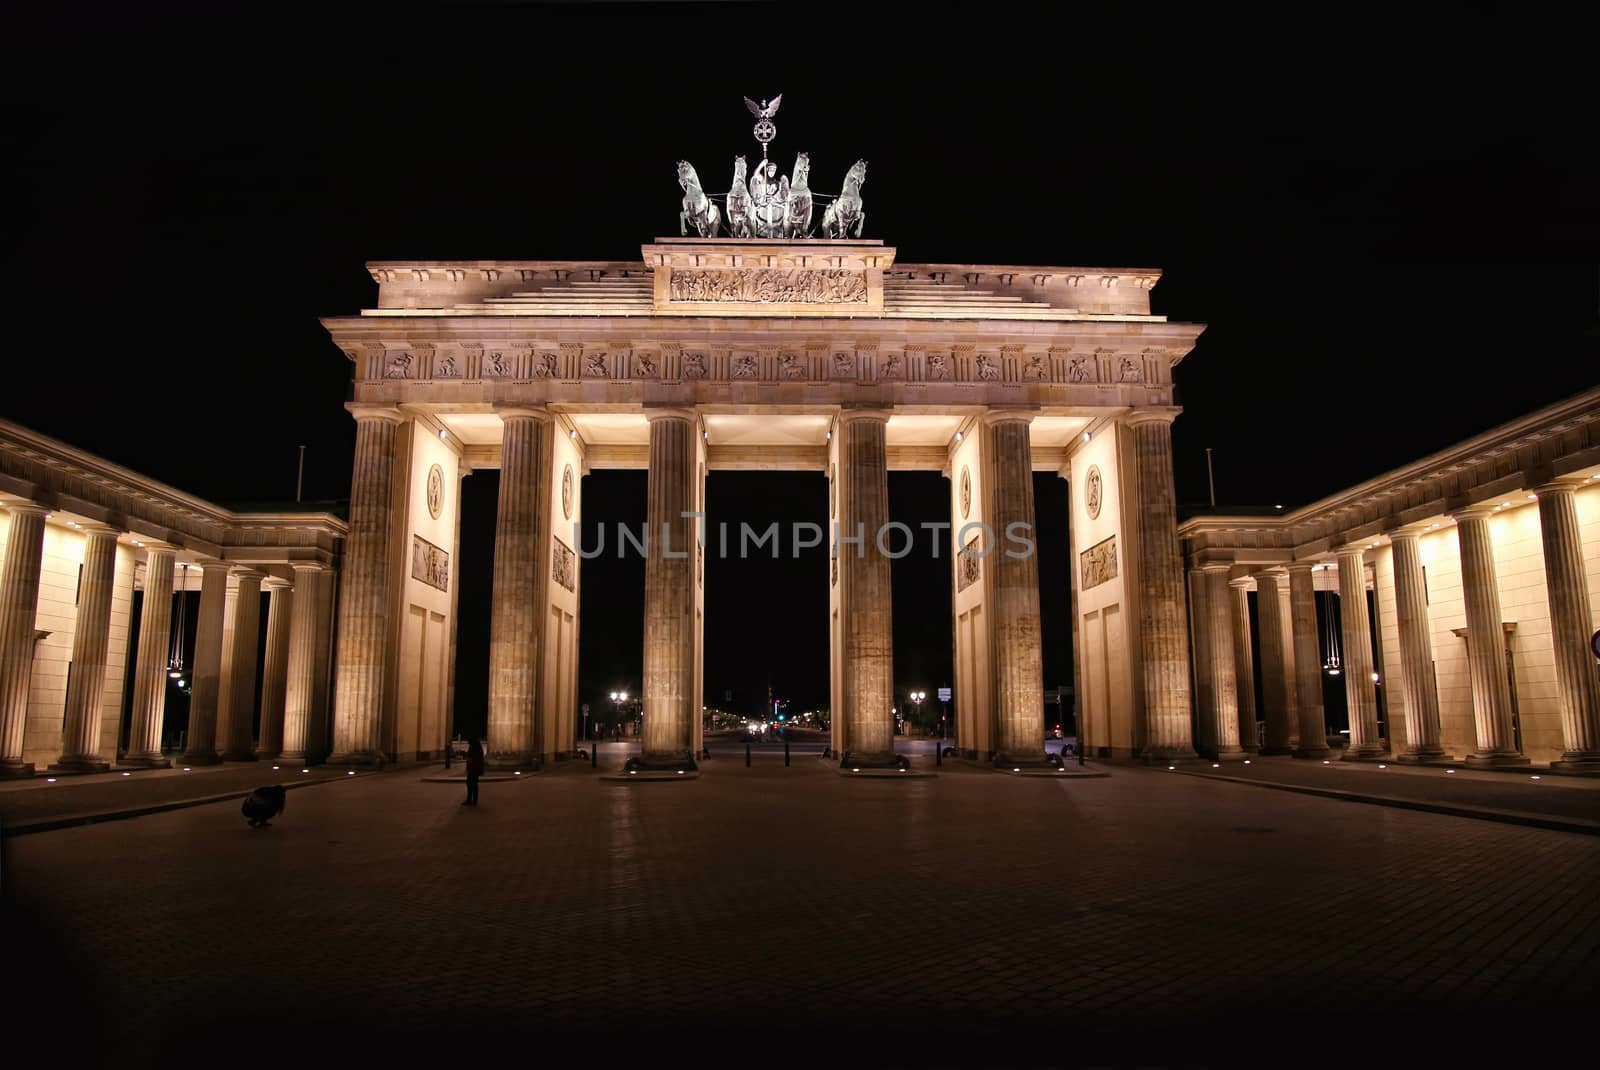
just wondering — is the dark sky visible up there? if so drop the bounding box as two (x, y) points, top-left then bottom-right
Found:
(4, 3), (1595, 726)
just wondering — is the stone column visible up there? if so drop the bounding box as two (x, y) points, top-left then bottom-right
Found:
(1187, 570), (1216, 754)
(1389, 530), (1451, 762)
(1228, 577), (1259, 753)
(1287, 563), (1330, 759)
(487, 406), (550, 769)
(986, 411), (1049, 767)
(1201, 567), (1246, 760)
(330, 405), (403, 767)
(221, 568), (264, 762)
(123, 543), (176, 768)
(255, 576), (293, 760)
(0, 503), (48, 777)
(641, 408), (698, 769)
(1335, 546), (1389, 760)
(280, 564), (325, 764)
(1453, 508), (1529, 766)
(1256, 569), (1294, 754)
(1537, 481), (1600, 773)
(180, 561), (230, 766)
(52, 524), (120, 772)
(1126, 411), (1196, 760)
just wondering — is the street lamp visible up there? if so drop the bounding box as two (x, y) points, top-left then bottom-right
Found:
(909, 690), (925, 735)
(610, 691), (629, 739)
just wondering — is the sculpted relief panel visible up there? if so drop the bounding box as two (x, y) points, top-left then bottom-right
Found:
(668, 268), (867, 304)
(412, 535), (450, 592)
(1080, 535), (1117, 591)
(552, 537), (576, 593)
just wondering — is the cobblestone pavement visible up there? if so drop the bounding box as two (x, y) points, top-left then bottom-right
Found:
(0, 762), (355, 831)
(4, 755), (1597, 1064)
(1179, 754), (1600, 825)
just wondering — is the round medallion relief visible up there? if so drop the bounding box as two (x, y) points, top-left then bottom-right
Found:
(1085, 464), (1103, 520)
(959, 466), (972, 519)
(425, 464), (444, 519)
(561, 464), (574, 520)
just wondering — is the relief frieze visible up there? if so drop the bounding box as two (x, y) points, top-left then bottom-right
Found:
(411, 535), (450, 592)
(668, 268), (867, 304)
(1080, 535), (1118, 591)
(552, 537), (576, 592)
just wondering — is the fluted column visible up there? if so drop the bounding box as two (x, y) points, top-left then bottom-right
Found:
(180, 561), (230, 765)
(987, 411), (1049, 767)
(1126, 411), (1196, 760)
(255, 577), (293, 760)
(1228, 578), (1259, 752)
(220, 569), (265, 761)
(123, 543), (176, 768)
(1335, 546), (1389, 760)
(1389, 530), (1451, 762)
(330, 405), (403, 767)
(1452, 508), (1529, 766)
(487, 406), (550, 768)
(641, 408), (698, 768)
(280, 564), (325, 763)
(1256, 570), (1294, 754)
(52, 524), (121, 772)
(1201, 567), (1245, 759)
(0, 502), (48, 777)
(1537, 481), (1600, 772)
(1287, 563), (1330, 759)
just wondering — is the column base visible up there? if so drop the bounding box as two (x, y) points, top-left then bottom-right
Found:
(256, 750), (281, 762)
(326, 750), (386, 769)
(1292, 744), (1332, 759)
(47, 759), (111, 774)
(0, 761), (37, 779)
(1260, 745), (1295, 756)
(1465, 752), (1531, 769)
(839, 750), (901, 771)
(1548, 756), (1600, 776)
(1209, 749), (1250, 762)
(1395, 748), (1455, 764)
(221, 749), (258, 762)
(628, 752), (697, 773)
(992, 751), (1059, 771)
(116, 755), (171, 769)
(180, 751), (223, 766)
(1139, 747), (1198, 764)
(1341, 745), (1391, 762)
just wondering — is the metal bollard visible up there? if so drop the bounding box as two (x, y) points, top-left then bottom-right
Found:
(936, 740), (942, 767)
(591, 740), (597, 769)
(746, 741), (752, 767)
(784, 739), (790, 767)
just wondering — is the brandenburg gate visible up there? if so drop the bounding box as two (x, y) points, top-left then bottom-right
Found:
(318, 236), (1206, 771)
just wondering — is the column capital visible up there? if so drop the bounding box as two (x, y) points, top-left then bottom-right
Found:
(1228, 574), (1256, 591)
(643, 406), (698, 424)
(1451, 501), (1501, 522)
(345, 403), (405, 425)
(1334, 543), (1372, 561)
(137, 539), (179, 555)
(492, 403), (552, 423)
(2, 500), (48, 520)
(230, 566), (267, 584)
(1283, 560), (1320, 576)
(195, 558), (232, 575)
(1123, 408), (1180, 428)
(1534, 476), (1591, 496)
(74, 521), (122, 538)
(835, 407), (891, 426)
(979, 407), (1037, 427)
(289, 561), (329, 575)
(1198, 562), (1232, 575)
(263, 575), (294, 592)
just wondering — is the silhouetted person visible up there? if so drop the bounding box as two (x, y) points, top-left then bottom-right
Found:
(463, 737), (483, 806)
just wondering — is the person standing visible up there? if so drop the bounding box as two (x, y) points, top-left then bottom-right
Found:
(463, 737), (483, 806)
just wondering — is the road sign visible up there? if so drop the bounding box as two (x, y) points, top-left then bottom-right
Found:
(1591, 629), (1600, 660)
(937, 687), (952, 702)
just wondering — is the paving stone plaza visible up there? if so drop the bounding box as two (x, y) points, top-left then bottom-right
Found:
(5, 751), (1598, 1062)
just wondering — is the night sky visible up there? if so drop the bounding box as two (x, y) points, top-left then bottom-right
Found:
(4, 5), (1595, 729)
